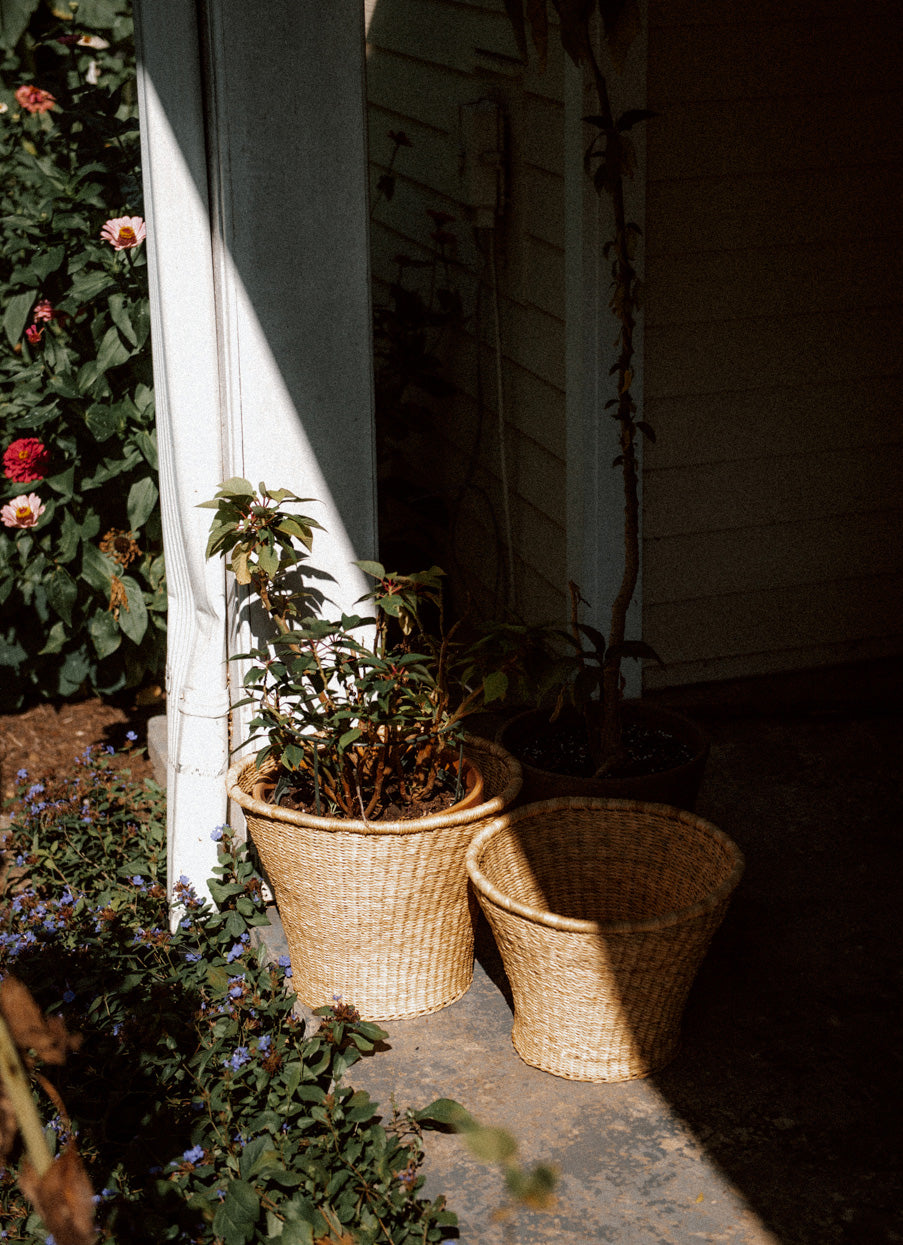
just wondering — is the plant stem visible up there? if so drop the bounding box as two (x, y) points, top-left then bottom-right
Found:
(586, 44), (641, 768)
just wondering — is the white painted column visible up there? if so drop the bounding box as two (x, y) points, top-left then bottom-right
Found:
(564, 17), (647, 697)
(134, 1), (376, 906)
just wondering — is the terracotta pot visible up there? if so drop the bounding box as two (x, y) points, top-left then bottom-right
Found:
(227, 736), (520, 1021)
(498, 700), (709, 811)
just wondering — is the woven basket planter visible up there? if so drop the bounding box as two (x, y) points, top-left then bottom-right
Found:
(466, 798), (744, 1082)
(227, 736), (521, 1021)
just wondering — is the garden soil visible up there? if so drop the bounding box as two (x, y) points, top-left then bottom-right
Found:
(0, 695), (160, 803)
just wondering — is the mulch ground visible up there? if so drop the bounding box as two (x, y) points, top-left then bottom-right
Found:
(0, 696), (161, 803)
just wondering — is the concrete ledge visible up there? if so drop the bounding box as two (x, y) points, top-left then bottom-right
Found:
(146, 713), (167, 787)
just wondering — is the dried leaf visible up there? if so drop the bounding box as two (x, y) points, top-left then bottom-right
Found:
(0, 1086), (17, 1159)
(19, 1145), (97, 1245)
(0, 978), (81, 1066)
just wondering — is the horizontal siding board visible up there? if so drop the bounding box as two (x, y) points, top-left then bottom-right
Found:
(646, 93), (903, 182)
(642, 634), (903, 691)
(644, 573), (903, 670)
(647, 18), (902, 104)
(646, 165), (903, 258)
(367, 0), (520, 74)
(648, 0), (899, 29)
(644, 307), (903, 398)
(644, 510), (903, 603)
(645, 238), (903, 327)
(643, 446), (903, 538)
(643, 378), (902, 469)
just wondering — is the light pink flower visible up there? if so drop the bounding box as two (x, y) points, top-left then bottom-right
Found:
(32, 299), (55, 322)
(3, 438), (50, 483)
(100, 216), (146, 251)
(1, 493), (45, 528)
(15, 85), (56, 114)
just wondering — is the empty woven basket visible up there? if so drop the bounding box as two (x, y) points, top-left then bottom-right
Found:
(227, 736), (521, 1021)
(466, 798), (744, 1081)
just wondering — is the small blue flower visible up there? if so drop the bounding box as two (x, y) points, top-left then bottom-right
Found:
(184, 952), (201, 964)
(225, 1046), (250, 1071)
(258, 1034), (272, 1055)
(278, 954), (293, 979)
(130, 874), (145, 887)
(225, 942), (244, 963)
(210, 828), (223, 842)
(62, 988), (75, 1004)
(126, 730), (138, 742)
(182, 1144), (205, 1164)
(16, 768), (28, 780)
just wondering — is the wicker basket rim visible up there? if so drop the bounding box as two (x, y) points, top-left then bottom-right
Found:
(226, 735), (522, 835)
(465, 796), (745, 934)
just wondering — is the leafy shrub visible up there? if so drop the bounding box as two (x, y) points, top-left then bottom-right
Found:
(0, 0), (164, 708)
(0, 745), (461, 1243)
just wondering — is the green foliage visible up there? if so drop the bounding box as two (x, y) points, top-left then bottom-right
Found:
(202, 481), (515, 821)
(0, 0), (164, 708)
(0, 746), (460, 1243)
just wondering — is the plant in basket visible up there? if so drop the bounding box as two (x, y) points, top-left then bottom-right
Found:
(200, 477), (523, 1020)
(497, 0), (709, 808)
(202, 477), (512, 821)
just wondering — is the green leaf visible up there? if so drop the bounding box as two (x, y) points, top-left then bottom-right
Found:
(133, 428), (158, 469)
(81, 544), (116, 592)
(88, 611), (122, 659)
(413, 1098), (475, 1130)
(30, 246), (66, 282)
(108, 293), (138, 345)
(212, 1180), (260, 1245)
(47, 567), (77, 626)
(66, 269), (116, 303)
(118, 575), (149, 644)
(4, 290), (35, 347)
(481, 669), (509, 704)
(218, 477), (256, 497)
(96, 324), (132, 372)
(353, 560), (385, 580)
(39, 620), (67, 655)
(85, 402), (125, 442)
(127, 476), (158, 530)
(0, 0), (41, 50)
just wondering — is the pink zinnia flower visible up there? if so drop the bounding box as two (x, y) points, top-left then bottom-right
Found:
(32, 299), (55, 322)
(100, 216), (146, 251)
(1, 493), (45, 528)
(24, 323), (43, 345)
(3, 438), (50, 483)
(15, 85), (56, 114)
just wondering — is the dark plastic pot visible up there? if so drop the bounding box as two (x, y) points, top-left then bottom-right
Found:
(497, 700), (710, 812)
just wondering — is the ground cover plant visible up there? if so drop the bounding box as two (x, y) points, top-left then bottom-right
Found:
(0, 0), (165, 708)
(0, 743), (464, 1243)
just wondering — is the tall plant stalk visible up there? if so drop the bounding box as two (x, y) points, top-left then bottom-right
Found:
(504, 1), (654, 773)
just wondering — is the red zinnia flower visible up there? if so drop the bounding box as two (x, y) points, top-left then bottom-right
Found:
(3, 438), (50, 483)
(24, 324), (44, 345)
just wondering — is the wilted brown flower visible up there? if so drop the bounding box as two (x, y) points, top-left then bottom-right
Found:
(99, 529), (141, 568)
(108, 575), (129, 619)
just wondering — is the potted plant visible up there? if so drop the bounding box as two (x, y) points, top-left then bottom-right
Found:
(497, 1), (708, 809)
(201, 478), (522, 1020)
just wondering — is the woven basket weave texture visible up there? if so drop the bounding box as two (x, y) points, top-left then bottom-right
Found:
(227, 736), (521, 1020)
(467, 798), (744, 1081)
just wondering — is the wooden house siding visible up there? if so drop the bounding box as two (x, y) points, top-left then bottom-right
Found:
(641, 0), (903, 687)
(366, 0), (570, 621)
